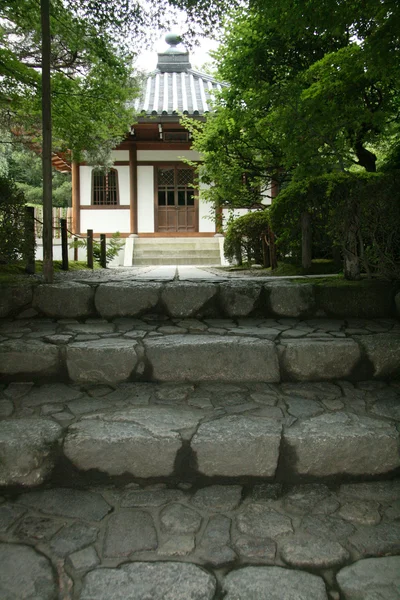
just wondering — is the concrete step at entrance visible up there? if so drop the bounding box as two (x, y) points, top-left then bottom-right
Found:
(1, 478), (399, 599)
(132, 237), (222, 266)
(1, 317), (399, 384)
(1, 380), (399, 487)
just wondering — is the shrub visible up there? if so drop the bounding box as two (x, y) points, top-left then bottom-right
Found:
(224, 210), (270, 265)
(270, 171), (400, 280)
(69, 231), (124, 265)
(0, 176), (33, 263)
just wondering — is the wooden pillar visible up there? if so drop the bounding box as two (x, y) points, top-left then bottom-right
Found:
(71, 161), (80, 234)
(269, 177), (279, 270)
(129, 146), (138, 234)
(301, 212), (312, 270)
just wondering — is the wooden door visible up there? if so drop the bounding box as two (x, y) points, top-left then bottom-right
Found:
(156, 166), (197, 232)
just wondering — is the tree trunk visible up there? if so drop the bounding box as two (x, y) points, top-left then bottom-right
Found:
(343, 225), (361, 280)
(354, 139), (377, 173)
(41, 0), (53, 283)
(301, 212), (312, 270)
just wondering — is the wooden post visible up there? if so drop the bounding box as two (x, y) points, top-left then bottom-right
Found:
(100, 234), (107, 268)
(71, 161), (80, 234)
(87, 229), (93, 269)
(301, 211), (312, 270)
(61, 218), (68, 270)
(24, 206), (36, 274)
(41, 0), (53, 283)
(129, 147), (138, 234)
(74, 236), (78, 261)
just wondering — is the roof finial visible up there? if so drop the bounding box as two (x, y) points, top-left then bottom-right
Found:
(165, 33), (182, 49)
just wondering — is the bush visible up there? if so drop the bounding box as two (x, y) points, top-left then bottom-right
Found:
(0, 176), (33, 263)
(69, 232), (124, 265)
(224, 210), (270, 265)
(270, 171), (400, 280)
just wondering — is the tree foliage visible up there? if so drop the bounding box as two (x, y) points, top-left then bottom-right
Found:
(189, 0), (400, 210)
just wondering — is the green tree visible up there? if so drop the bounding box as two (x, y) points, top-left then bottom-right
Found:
(190, 0), (400, 210)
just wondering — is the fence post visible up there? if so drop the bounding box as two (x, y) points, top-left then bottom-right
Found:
(74, 236), (78, 261)
(60, 218), (68, 271)
(100, 234), (107, 268)
(24, 206), (36, 274)
(87, 229), (93, 269)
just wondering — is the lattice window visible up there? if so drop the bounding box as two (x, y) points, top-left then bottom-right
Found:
(158, 168), (175, 186)
(177, 168), (194, 186)
(92, 169), (119, 205)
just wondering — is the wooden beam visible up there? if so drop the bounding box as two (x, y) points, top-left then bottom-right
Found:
(129, 146), (138, 234)
(71, 161), (80, 234)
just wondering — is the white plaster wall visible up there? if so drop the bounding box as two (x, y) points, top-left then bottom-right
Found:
(80, 166), (92, 206)
(79, 166), (130, 206)
(222, 208), (253, 231)
(80, 209), (131, 233)
(262, 182), (272, 206)
(111, 150), (129, 161)
(198, 183), (215, 233)
(137, 150), (201, 162)
(137, 166), (155, 232)
(117, 166), (130, 205)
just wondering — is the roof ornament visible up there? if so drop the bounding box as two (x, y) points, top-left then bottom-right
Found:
(157, 33), (191, 72)
(164, 33), (183, 54)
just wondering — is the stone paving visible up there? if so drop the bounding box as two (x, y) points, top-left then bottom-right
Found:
(0, 480), (400, 598)
(1, 316), (399, 384)
(1, 380), (399, 486)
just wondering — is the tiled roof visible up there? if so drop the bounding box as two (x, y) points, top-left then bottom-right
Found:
(133, 35), (227, 117)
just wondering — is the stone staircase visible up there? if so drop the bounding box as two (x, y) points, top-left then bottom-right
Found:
(131, 237), (222, 265)
(0, 276), (399, 599)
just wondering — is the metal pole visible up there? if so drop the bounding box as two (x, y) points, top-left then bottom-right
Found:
(41, 0), (53, 282)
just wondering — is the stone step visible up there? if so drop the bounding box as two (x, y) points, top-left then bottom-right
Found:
(0, 477), (399, 599)
(1, 380), (399, 487)
(132, 255), (221, 266)
(1, 279), (397, 320)
(0, 316), (399, 384)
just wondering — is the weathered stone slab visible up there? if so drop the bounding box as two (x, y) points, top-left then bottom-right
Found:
(161, 282), (217, 317)
(222, 566), (328, 600)
(50, 521), (98, 557)
(144, 335), (280, 382)
(16, 488), (111, 521)
(103, 510), (157, 557)
(66, 339), (138, 383)
(337, 556), (400, 600)
(349, 523), (400, 556)
(278, 339), (361, 381)
(197, 514), (236, 566)
(160, 503), (202, 533)
(236, 504), (293, 539)
(219, 282), (262, 317)
(282, 412), (400, 478)
(280, 533), (349, 569)
(0, 543), (57, 600)
(95, 282), (161, 318)
(355, 334), (400, 378)
(191, 485), (243, 511)
(64, 408), (190, 477)
(81, 562), (216, 600)
(0, 284), (33, 318)
(266, 283), (315, 317)
(33, 281), (94, 318)
(0, 418), (62, 486)
(191, 415), (282, 477)
(339, 481), (400, 503)
(0, 340), (60, 378)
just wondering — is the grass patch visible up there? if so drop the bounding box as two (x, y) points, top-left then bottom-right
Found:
(218, 259), (341, 277)
(0, 260), (99, 284)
